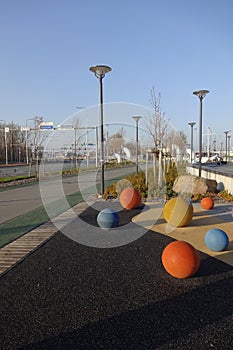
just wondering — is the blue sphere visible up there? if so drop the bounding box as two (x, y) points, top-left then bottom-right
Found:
(97, 208), (119, 230)
(204, 228), (229, 252)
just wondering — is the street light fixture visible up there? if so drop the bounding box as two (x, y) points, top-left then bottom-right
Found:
(188, 122), (196, 164)
(0, 120), (7, 164)
(4, 127), (9, 165)
(132, 116), (142, 173)
(228, 134), (231, 162)
(89, 65), (112, 195)
(0, 120), (9, 165)
(74, 106), (85, 170)
(26, 118), (34, 164)
(193, 89), (209, 177)
(224, 130), (230, 163)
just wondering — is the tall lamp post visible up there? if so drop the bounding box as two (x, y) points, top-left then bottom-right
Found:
(4, 126), (9, 165)
(26, 118), (34, 164)
(193, 89), (209, 177)
(74, 106), (85, 170)
(228, 134), (231, 162)
(0, 120), (7, 164)
(224, 130), (230, 163)
(89, 65), (112, 195)
(188, 122), (196, 164)
(132, 116), (142, 173)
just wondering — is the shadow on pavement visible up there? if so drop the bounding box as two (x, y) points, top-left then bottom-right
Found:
(19, 275), (233, 350)
(79, 202), (145, 227)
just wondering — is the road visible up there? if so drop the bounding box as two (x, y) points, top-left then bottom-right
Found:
(0, 166), (135, 225)
(0, 160), (96, 177)
(2, 161), (233, 226)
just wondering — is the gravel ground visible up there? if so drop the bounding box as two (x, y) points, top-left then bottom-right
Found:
(0, 203), (233, 350)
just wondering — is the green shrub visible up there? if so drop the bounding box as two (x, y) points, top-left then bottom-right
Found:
(103, 171), (147, 200)
(103, 163), (179, 200)
(218, 190), (233, 202)
(165, 163), (178, 197)
(0, 175), (35, 183)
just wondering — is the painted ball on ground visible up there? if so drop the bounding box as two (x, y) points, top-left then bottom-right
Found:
(120, 187), (142, 210)
(163, 197), (193, 227)
(204, 228), (229, 252)
(201, 197), (214, 210)
(161, 241), (200, 279)
(97, 208), (119, 230)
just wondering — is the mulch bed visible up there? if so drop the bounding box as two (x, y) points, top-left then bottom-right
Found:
(0, 198), (233, 349)
(79, 201), (145, 227)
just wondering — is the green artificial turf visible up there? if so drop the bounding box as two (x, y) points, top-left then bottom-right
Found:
(0, 191), (83, 248)
(0, 174), (130, 248)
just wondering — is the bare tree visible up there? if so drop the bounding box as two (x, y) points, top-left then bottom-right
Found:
(72, 117), (82, 169)
(27, 116), (44, 161)
(145, 86), (169, 152)
(0, 122), (4, 162)
(105, 127), (125, 159)
(8, 122), (25, 162)
(174, 130), (187, 150)
(167, 129), (187, 161)
(174, 130), (187, 158)
(26, 116), (55, 177)
(0, 121), (25, 163)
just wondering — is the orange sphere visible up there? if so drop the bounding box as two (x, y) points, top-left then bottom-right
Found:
(161, 241), (200, 279)
(120, 187), (141, 210)
(201, 197), (214, 210)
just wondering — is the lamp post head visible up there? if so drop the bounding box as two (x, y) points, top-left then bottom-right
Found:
(193, 90), (209, 100)
(188, 122), (196, 127)
(89, 65), (112, 79)
(132, 116), (142, 123)
(224, 130), (231, 136)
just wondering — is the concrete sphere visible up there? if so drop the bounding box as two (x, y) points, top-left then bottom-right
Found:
(201, 197), (214, 210)
(97, 208), (119, 230)
(204, 228), (229, 252)
(120, 187), (141, 210)
(162, 241), (200, 279)
(163, 197), (193, 227)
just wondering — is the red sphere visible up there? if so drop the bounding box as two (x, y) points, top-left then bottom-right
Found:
(161, 241), (200, 279)
(120, 187), (142, 210)
(201, 197), (214, 210)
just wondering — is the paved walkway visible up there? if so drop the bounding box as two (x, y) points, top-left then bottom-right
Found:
(2, 199), (232, 277)
(202, 162), (233, 177)
(0, 198), (233, 349)
(133, 202), (233, 267)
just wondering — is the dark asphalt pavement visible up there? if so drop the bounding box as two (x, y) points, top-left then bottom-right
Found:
(1, 205), (233, 350)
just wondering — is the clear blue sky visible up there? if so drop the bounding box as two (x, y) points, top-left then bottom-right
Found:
(1, 0), (233, 146)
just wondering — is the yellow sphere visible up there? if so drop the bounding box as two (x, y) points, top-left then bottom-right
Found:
(163, 197), (193, 227)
